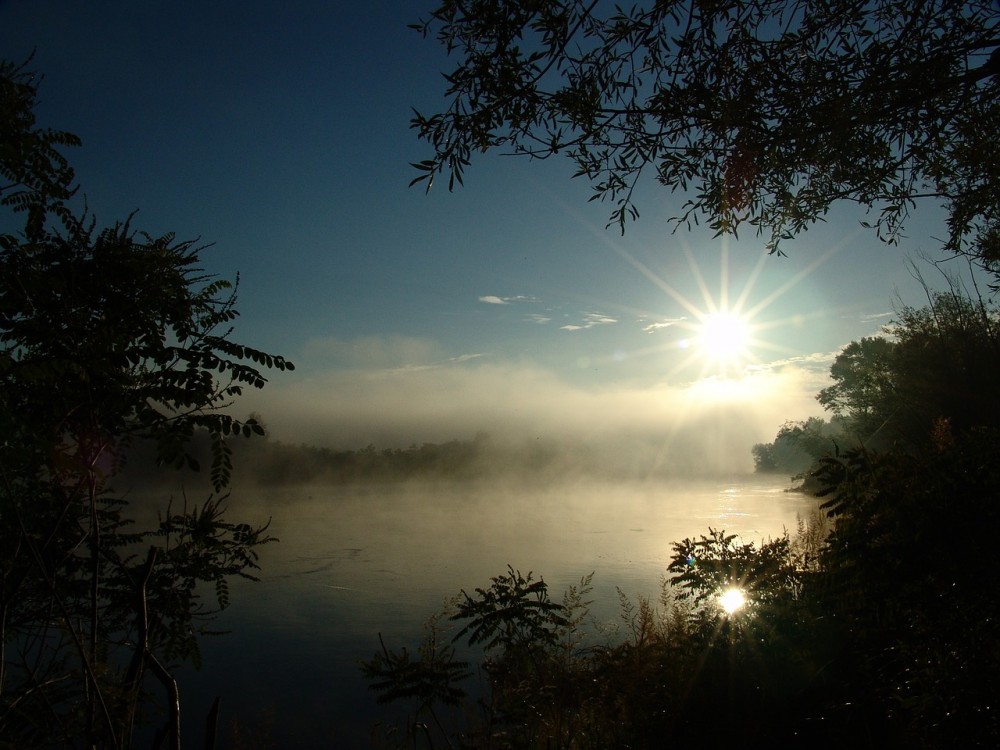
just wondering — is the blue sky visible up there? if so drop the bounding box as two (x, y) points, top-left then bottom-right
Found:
(0, 1), (972, 467)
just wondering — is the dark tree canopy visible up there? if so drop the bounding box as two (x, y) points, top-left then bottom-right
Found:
(410, 0), (1000, 265)
(816, 335), (897, 438)
(815, 289), (1000, 447)
(752, 415), (844, 473)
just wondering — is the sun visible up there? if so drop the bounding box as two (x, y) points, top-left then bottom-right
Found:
(676, 299), (761, 378)
(606, 242), (775, 379)
(696, 310), (751, 364)
(718, 587), (747, 615)
(630, 239), (829, 381)
(580, 230), (845, 387)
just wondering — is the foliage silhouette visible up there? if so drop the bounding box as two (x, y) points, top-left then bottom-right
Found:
(752, 416), (845, 474)
(1, 59), (288, 748)
(362, 616), (472, 747)
(817, 336), (899, 441)
(409, 0), (1000, 267)
(812, 428), (1000, 746)
(816, 282), (1000, 449)
(365, 529), (864, 748)
(452, 566), (568, 652)
(755, 273), (1000, 479)
(0, 57), (81, 238)
(667, 528), (799, 613)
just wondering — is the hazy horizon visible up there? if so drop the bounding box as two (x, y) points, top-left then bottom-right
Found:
(232, 345), (830, 477)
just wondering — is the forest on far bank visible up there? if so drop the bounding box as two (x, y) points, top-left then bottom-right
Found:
(119, 427), (739, 490)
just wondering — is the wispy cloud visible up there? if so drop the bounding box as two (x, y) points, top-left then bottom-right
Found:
(560, 311), (618, 331)
(479, 294), (535, 305)
(642, 317), (686, 333)
(525, 314), (551, 325)
(859, 311), (893, 324)
(389, 352), (489, 373)
(754, 351), (839, 371)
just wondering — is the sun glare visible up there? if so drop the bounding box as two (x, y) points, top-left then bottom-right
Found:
(718, 588), (747, 615)
(608, 241), (780, 382)
(579, 226), (848, 393)
(696, 311), (751, 363)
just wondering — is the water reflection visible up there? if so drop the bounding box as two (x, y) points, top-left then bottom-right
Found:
(178, 476), (812, 745)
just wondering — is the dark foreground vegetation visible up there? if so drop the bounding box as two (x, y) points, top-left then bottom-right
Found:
(1, 60), (288, 748)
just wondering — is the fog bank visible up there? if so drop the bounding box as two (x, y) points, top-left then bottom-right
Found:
(241, 356), (830, 476)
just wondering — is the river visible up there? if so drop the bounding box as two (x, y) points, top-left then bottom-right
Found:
(170, 474), (813, 746)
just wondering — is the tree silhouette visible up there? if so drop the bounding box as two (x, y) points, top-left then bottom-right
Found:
(409, 0), (1000, 266)
(817, 336), (898, 442)
(1, 59), (290, 748)
(817, 290), (1000, 447)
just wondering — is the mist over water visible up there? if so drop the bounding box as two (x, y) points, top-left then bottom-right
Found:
(170, 474), (815, 745)
(238, 356), (830, 476)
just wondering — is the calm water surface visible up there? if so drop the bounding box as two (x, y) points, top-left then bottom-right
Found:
(175, 476), (813, 746)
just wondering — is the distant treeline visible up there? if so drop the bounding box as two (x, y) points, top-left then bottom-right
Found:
(118, 429), (621, 488)
(752, 416), (848, 476)
(234, 432), (508, 485)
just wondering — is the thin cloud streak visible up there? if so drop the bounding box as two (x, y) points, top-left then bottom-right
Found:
(479, 294), (536, 305)
(388, 352), (489, 373)
(860, 311), (893, 324)
(560, 311), (619, 331)
(642, 317), (686, 333)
